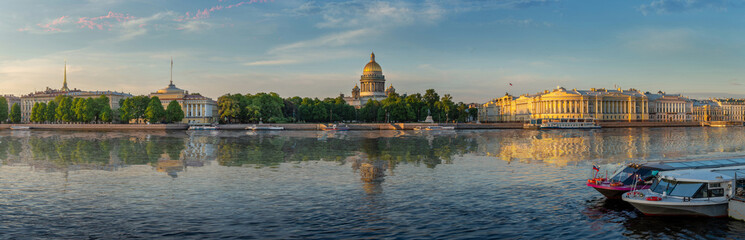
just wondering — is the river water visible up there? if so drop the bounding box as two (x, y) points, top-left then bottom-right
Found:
(1, 128), (745, 239)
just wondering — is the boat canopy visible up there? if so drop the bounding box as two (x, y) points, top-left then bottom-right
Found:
(658, 169), (734, 183)
(643, 157), (745, 171)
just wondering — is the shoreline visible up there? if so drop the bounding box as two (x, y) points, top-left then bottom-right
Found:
(0, 121), (706, 131)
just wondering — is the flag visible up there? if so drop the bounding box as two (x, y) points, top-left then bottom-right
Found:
(592, 165), (599, 172)
(509, 83), (513, 86)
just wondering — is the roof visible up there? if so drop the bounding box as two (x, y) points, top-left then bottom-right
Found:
(659, 169), (733, 183)
(643, 157), (745, 170)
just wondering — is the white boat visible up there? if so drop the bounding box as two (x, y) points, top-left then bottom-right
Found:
(540, 118), (600, 129)
(246, 125), (284, 131)
(622, 168), (742, 217)
(10, 126), (31, 130)
(322, 124), (350, 131)
(413, 126), (455, 131)
(188, 126), (218, 130)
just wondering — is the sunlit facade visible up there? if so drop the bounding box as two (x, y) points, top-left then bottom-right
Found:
(646, 91), (693, 122)
(19, 62), (132, 123)
(480, 86), (649, 122)
(344, 52), (395, 108)
(148, 81), (218, 124)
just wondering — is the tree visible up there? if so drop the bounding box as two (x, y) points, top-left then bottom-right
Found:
(45, 101), (57, 123)
(9, 103), (21, 123)
(30, 103), (40, 123)
(74, 98), (95, 123)
(56, 96), (74, 122)
(0, 96), (8, 123)
(165, 100), (184, 123)
(31, 102), (47, 123)
(145, 97), (166, 123)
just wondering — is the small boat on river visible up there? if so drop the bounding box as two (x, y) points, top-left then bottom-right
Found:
(246, 125), (284, 131)
(541, 118), (600, 129)
(10, 126), (31, 130)
(622, 167), (744, 217)
(413, 126), (455, 131)
(322, 124), (350, 131)
(188, 125), (218, 130)
(588, 157), (745, 199)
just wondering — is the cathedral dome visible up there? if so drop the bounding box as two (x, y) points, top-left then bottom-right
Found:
(363, 52), (382, 74)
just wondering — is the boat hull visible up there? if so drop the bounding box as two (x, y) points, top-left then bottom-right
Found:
(625, 198), (728, 217)
(587, 183), (650, 199)
(729, 197), (745, 221)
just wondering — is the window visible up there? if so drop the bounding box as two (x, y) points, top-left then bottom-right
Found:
(669, 182), (704, 197)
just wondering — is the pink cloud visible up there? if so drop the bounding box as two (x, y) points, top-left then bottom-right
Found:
(36, 16), (69, 32)
(176, 0), (269, 22)
(77, 11), (136, 30)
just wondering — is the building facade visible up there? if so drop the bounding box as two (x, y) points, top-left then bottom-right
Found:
(480, 86), (650, 122)
(19, 63), (131, 122)
(149, 81), (218, 124)
(713, 99), (745, 122)
(344, 52), (394, 108)
(645, 91), (692, 122)
(3, 95), (20, 111)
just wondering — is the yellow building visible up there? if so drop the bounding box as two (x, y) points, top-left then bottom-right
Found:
(20, 62), (132, 123)
(344, 52), (395, 108)
(481, 86), (649, 122)
(148, 60), (218, 124)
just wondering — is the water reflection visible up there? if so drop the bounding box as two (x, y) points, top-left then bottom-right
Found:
(2, 128), (745, 238)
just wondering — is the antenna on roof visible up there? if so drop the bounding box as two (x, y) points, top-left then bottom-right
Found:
(170, 57), (173, 86)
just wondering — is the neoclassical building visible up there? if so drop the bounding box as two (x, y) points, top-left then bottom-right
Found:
(20, 62), (132, 122)
(645, 91), (693, 122)
(344, 52), (395, 108)
(479, 86), (650, 122)
(148, 61), (218, 124)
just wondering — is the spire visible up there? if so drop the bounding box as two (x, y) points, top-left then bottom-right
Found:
(370, 52), (375, 62)
(169, 57), (174, 86)
(61, 60), (69, 91)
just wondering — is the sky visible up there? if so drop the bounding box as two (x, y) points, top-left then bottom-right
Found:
(0, 0), (744, 103)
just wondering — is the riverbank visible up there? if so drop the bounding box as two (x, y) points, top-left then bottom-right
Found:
(0, 123), (189, 130)
(0, 121), (710, 131)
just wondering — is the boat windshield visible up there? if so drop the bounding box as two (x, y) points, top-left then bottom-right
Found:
(650, 179), (707, 197)
(610, 167), (653, 185)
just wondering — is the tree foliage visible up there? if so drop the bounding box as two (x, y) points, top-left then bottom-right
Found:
(0, 96), (8, 123)
(9, 103), (21, 123)
(145, 97), (166, 123)
(165, 100), (184, 123)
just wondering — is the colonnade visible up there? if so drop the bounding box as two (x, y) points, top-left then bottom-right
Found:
(361, 81), (384, 92)
(535, 99), (648, 115)
(185, 103), (206, 117)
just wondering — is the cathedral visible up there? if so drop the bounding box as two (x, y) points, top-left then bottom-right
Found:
(344, 52), (395, 108)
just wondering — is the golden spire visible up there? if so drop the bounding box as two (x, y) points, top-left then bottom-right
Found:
(62, 60), (69, 91)
(370, 52), (375, 62)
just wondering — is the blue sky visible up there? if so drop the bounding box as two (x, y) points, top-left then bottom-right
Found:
(0, 0), (743, 103)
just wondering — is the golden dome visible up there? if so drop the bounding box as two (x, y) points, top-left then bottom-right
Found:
(363, 52), (382, 74)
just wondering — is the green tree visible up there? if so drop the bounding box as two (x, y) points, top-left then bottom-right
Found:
(9, 103), (21, 123)
(30, 103), (40, 123)
(56, 96), (74, 122)
(165, 100), (184, 123)
(45, 101), (57, 123)
(145, 97), (166, 123)
(0, 96), (8, 123)
(97, 95), (112, 123)
(74, 98), (95, 123)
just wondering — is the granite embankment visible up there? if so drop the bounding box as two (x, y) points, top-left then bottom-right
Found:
(0, 121), (706, 131)
(0, 123), (189, 130)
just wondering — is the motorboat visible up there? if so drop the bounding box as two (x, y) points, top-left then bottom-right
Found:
(587, 157), (745, 199)
(622, 168), (744, 217)
(540, 118), (600, 129)
(322, 124), (350, 131)
(413, 126), (455, 131)
(10, 126), (31, 130)
(246, 125), (284, 131)
(188, 125), (218, 130)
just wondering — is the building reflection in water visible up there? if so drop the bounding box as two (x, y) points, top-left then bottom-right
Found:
(476, 128), (745, 166)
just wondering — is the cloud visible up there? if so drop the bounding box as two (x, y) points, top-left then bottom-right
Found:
(492, 18), (553, 27)
(78, 11), (135, 30)
(176, 0), (269, 22)
(244, 59), (299, 66)
(37, 16), (70, 32)
(306, 0), (443, 29)
(638, 0), (734, 15)
(271, 29), (374, 54)
(620, 28), (697, 54)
